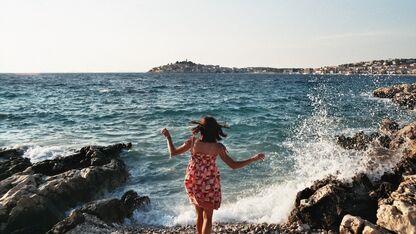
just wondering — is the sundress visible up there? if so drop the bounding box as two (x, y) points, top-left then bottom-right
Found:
(184, 136), (221, 210)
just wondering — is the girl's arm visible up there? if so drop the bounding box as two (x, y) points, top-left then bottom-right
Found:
(161, 128), (191, 157)
(218, 144), (265, 170)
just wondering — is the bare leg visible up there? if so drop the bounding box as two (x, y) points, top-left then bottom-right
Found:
(194, 205), (203, 234)
(202, 207), (214, 234)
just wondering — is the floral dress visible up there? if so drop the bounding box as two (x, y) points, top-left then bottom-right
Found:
(184, 137), (221, 210)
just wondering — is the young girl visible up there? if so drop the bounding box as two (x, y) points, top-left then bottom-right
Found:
(160, 116), (265, 234)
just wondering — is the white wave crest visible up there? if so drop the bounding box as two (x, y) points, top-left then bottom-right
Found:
(23, 145), (69, 163)
(133, 85), (404, 226)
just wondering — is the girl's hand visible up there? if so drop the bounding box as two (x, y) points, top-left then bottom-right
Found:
(160, 128), (171, 139)
(252, 153), (265, 161)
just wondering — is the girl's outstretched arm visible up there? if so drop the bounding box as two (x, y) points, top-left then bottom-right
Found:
(160, 128), (191, 157)
(218, 144), (265, 170)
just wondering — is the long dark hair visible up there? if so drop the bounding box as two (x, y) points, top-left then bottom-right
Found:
(191, 116), (228, 143)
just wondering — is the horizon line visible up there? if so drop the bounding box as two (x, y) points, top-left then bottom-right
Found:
(1, 57), (414, 74)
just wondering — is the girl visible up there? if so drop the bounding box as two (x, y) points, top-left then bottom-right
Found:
(160, 116), (265, 234)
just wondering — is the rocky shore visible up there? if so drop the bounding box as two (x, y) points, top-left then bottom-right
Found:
(373, 82), (416, 109)
(0, 143), (137, 233)
(2, 82), (416, 233)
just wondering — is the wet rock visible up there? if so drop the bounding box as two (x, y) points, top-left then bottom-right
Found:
(339, 214), (389, 234)
(392, 92), (416, 109)
(373, 83), (416, 99)
(288, 174), (377, 231)
(389, 121), (416, 151)
(336, 132), (382, 150)
(47, 210), (86, 234)
(48, 190), (149, 233)
(379, 118), (399, 136)
(31, 143), (132, 176)
(0, 157), (31, 180)
(49, 213), (119, 234)
(377, 175), (416, 234)
(0, 143), (131, 234)
(79, 190), (149, 223)
(0, 148), (24, 160)
(373, 83), (416, 109)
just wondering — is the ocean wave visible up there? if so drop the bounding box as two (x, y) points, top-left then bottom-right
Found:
(23, 145), (71, 163)
(132, 82), (406, 226)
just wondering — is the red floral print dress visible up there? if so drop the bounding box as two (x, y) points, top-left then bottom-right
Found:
(184, 137), (221, 210)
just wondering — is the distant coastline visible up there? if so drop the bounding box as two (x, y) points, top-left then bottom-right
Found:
(148, 58), (416, 75)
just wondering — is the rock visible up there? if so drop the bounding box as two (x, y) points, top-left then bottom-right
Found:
(379, 118), (399, 136)
(288, 174), (377, 231)
(48, 190), (149, 233)
(336, 132), (385, 150)
(373, 83), (416, 109)
(49, 213), (118, 234)
(79, 190), (149, 223)
(377, 175), (416, 234)
(46, 210), (86, 234)
(0, 157), (31, 180)
(339, 214), (389, 234)
(0, 143), (131, 234)
(31, 143), (132, 176)
(0, 148), (24, 160)
(373, 83), (416, 99)
(392, 92), (416, 109)
(389, 121), (416, 150)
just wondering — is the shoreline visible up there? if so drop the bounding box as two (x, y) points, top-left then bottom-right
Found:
(2, 83), (416, 233)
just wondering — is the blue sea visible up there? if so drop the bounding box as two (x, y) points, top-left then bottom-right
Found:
(1, 73), (416, 226)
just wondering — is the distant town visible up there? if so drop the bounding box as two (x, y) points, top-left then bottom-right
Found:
(148, 58), (416, 75)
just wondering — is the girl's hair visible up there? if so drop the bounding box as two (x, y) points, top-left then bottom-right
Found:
(191, 116), (228, 143)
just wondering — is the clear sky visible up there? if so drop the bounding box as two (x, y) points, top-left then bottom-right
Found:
(1, 0), (415, 72)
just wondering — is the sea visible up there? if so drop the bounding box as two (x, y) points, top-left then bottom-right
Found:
(1, 73), (416, 226)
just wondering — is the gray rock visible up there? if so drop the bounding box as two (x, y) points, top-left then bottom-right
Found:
(0, 143), (131, 234)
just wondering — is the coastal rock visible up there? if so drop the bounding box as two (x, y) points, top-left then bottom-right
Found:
(392, 92), (416, 110)
(48, 213), (118, 234)
(373, 83), (416, 109)
(78, 190), (149, 223)
(336, 132), (386, 150)
(31, 143), (132, 176)
(373, 83), (416, 99)
(47, 190), (149, 233)
(376, 175), (416, 234)
(0, 148), (24, 160)
(388, 121), (416, 151)
(339, 214), (389, 234)
(379, 118), (399, 136)
(0, 156), (31, 180)
(288, 174), (377, 231)
(0, 143), (131, 234)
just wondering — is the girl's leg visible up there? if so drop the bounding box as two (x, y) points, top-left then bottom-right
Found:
(194, 205), (204, 234)
(202, 207), (214, 234)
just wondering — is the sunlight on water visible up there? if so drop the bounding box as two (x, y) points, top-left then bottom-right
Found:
(1, 73), (416, 226)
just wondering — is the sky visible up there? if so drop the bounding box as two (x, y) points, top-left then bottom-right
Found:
(0, 0), (415, 72)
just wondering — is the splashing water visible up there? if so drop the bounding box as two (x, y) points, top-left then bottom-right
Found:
(1, 73), (416, 227)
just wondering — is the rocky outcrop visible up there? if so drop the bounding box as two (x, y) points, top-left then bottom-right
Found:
(47, 190), (150, 234)
(0, 148), (24, 159)
(376, 175), (416, 234)
(288, 174), (377, 231)
(0, 156), (31, 181)
(0, 143), (131, 234)
(339, 214), (389, 234)
(373, 83), (416, 109)
(288, 116), (416, 232)
(378, 118), (399, 136)
(336, 131), (387, 150)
